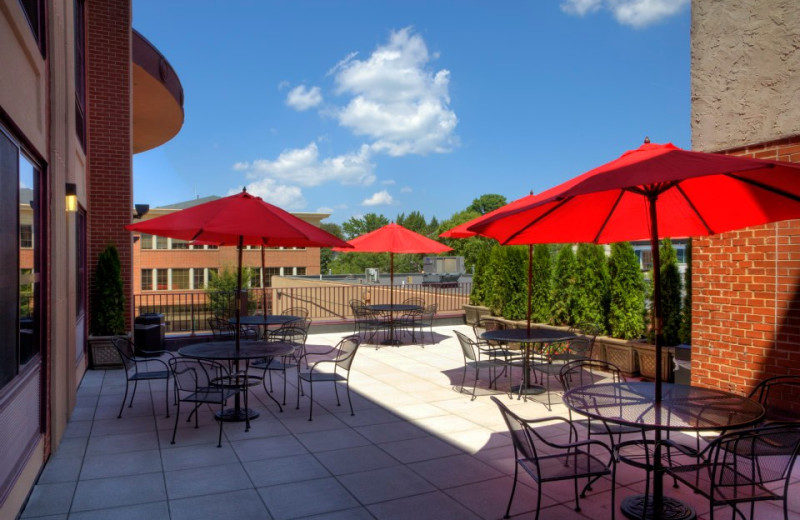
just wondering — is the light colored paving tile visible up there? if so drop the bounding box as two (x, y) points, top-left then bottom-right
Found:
(295, 427), (371, 452)
(367, 491), (482, 520)
(244, 453), (331, 487)
(71, 473), (167, 512)
(160, 443), (237, 471)
(258, 477), (360, 520)
(337, 465), (437, 504)
(68, 501), (170, 520)
(165, 462), (252, 500)
(354, 420), (429, 444)
(315, 445), (401, 475)
(170, 489), (272, 520)
(85, 430), (159, 456)
(230, 434), (309, 462)
(19, 482), (76, 518)
(408, 453), (503, 489)
(36, 456), (82, 484)
(378, 435), (464, 464)
(80, 449), (162, 480)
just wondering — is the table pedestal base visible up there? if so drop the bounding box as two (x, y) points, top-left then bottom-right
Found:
(621, 495), (695, 520)
(512, 384), (546, 396)
(215, 407), (259, 422)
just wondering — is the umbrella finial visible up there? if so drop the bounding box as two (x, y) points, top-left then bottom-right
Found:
(242, 187), (247, 193)
(644, 136), (651, 144)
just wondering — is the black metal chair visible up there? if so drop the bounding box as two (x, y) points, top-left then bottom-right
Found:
(111, 336), (173, 419)
(747, 375), (800, 423)
(530, 335), (593, 409)
(168, 357), (245, 448)
(351, 304), (384, 344)
(397, 303), (437, 345)
(296, 335), (361, 421)
(250, 324), (307, 409)
(660, 423), (800, 520)
(282, 306), (309, 319)
(454, 330), (514, 401)
(491, 396), (615, 520)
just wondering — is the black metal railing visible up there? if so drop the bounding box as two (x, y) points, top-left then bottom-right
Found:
(133, 282), (471, 335)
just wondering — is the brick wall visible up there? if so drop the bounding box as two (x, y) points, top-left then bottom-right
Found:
(86, 0), (133, 328)
(692, 136), (800, 403)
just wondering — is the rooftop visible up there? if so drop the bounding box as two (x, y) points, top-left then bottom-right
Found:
(20, 325), (800, 519)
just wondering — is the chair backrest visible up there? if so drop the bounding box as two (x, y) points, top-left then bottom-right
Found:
(454, 330), (478, 362)
(169, 357), (226, 393)
(402, 297), (425, 307)
(267, 325), (307, 347)
(333, 335), (361, 372)
(420, 303), (437, 323)
(551, 336), (593, 361)
(710, 424), (800, 492)
(111, 336), (136, 372)
(559, 359), (625, 391)
(491, 396), (539, 463)
(282, 307), (309, 319)
(349, 299), (365, 313)
(473, 317), (506, 344)
(208, 317), (233, 338)
(748, 375), (800, 422)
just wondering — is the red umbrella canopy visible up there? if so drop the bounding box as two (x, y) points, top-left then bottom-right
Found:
(470, 142), (800, 245)
(335, 223), (452, 254)
(126, 189), (352, 249)
(440, 192), (539, 239)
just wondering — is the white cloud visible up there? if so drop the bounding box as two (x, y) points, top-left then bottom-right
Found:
(362, 190), (394, 206)
(231, 179), (306, 210)
(286, 85), (323, 111)
(237, 142), (376, 188)
(232, 161), (249, 171)
(316, 206), (334, 214)
(561, 0), (688, 28)
(400, 186), (412, 193)
(331, 27), (458, 156)
(381, 179), (396, 185)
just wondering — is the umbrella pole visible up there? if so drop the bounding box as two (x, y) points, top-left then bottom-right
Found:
(527, 245), (533, 335)
(390, 252), (394, 308)
(235, 236), (244, 352)
(649, 193), (665, 516)
(261, 246), (267, 314)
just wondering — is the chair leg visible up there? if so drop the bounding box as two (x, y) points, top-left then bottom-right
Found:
(333, 379), (341, 407)
(129, 379), (139, 409)
(217, 400), (224, 448)
(171, 400), (181, 445)
(505, 462), (519, 519)
(164, 377), (170, 418)
(118, 380), (130, 419)
(308, 378), (314, 421)
(346, 381), (354, 416)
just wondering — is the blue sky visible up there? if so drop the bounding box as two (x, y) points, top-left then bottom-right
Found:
(132, 0), (690, 224)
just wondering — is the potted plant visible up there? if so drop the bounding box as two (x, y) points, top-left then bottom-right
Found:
(88, 244), (126, 368)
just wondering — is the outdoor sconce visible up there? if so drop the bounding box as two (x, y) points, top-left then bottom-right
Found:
(133, 204), (149, 219)
(65, 183), (77, 212)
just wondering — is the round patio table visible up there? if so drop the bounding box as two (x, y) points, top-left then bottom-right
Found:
(480, 328), (576, 396)
(562, 382), (765, 520)
(178, 340), (295, 422)
(365, 304), (422, 345)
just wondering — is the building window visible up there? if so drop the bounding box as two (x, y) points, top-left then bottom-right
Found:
(141, 269), (153, 291)
(264, 268), (280, 288)
(155, 235), (168, 250)
(20, 0), (46, 57)
(156, 269), (168, 290)
(296, 267), (306, 276)
(192, 268), (205, 289)
(172, 268), (190, 290)
(171, 239), (189, 250)
(73, 0), (86, 149)
(140, 233), (153, 249)
(20, 224), (33, 248)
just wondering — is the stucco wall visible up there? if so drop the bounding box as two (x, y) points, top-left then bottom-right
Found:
(691, 0), (800, 151)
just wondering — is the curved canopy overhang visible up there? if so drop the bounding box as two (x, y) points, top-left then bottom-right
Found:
(132, 29), (184, 154)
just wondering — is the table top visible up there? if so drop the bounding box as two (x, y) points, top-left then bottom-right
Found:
(481, 328), (576, 344)
(365, 304), (423, 312)
(178, 340), (295, 361)
(230, 315), (301, 326)
(563, 382), (765, 432)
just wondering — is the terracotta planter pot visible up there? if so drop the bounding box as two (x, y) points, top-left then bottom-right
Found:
(632, 343), (675, 382)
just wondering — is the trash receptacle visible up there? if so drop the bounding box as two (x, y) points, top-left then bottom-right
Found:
(673, 343), (691, 385)
(134, 313), (165, 356)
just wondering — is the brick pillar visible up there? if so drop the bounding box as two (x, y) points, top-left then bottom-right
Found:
(692, 137), (800, 404)
(86, 0), (134, 329)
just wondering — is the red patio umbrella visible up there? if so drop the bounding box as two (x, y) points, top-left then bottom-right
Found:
(469, 140), (800, 403)
(334, 223), (451, 307)
(126, 189), (352, 350)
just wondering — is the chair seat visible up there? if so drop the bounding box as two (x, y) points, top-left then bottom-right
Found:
(251, 358), (297, 371)
(615, 438), (658, 470)
(182, 386), (239, 403)
(299, 372), (347, 383)
(520, 450), (611, 482)
(668, 462), (782, 503)
(211, 374), (262, 389)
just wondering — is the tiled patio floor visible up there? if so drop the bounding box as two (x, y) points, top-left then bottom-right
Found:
(20, 325), (800, 519)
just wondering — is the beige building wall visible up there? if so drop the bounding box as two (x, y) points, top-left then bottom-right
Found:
(691, 0), (800, 151)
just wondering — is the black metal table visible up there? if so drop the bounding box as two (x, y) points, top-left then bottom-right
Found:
(365, 304), (423, 345)
(480, 328), (576, 396)
(562, 382), (765, 520)
(229, 315), (300, 338)
(178, 340), (295, 422)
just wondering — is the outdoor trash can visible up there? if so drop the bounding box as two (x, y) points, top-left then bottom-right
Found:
(134, 313), (165, 356)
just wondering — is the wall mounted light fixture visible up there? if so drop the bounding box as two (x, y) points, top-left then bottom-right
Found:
(65, 183), (77, 212)
(133, 204), (150, 219)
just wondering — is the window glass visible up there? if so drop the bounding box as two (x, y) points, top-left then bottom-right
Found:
(141, 269), (152, 291)
(263, 268), (280, 288)
(20, 224), (33, 248)
(155, 235), (168, 250)
(192, 268), (205, 289)
(18, 152), (40, 367)
(140, 233), (153, 249)
(172, 268), (190, 290)
(171, 239), (189, 250)
(156, 269), (168, 290)
(296, 267), (306, 276)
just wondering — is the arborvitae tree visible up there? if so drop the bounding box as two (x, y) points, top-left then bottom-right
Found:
(90, 244), (125, 335)
(679, 239), (692, 344)
(206, 266), (251, 318)
(660, 238), (683, 346)
(529, 244), (553, 323)
(485, 245), (527, 320)
(608, 242), (646, 339)
(573, 243), (610, 334)
(470, 243), (492, 305)
(551, 245), (577, 326)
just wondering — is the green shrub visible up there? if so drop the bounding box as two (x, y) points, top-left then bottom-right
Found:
(573, 243), (609, 334)
(608, 242), (646, 339)
(551, 245), (577, 326)
(90, 244), (125, 335)
(206, 266), (252, 318)
(679, 239), (692, 344)
(484, 245), (527, 320)
(659, 239), (682, 346)
(529, 244), (553, 323)
(469, 243), (493, 306)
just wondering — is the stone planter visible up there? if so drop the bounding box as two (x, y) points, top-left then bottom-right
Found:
(602, 338), (639, 376)
(462, 304), (491, 325)
(88, 334), (124, 369)
(632, 343), (675, 382)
